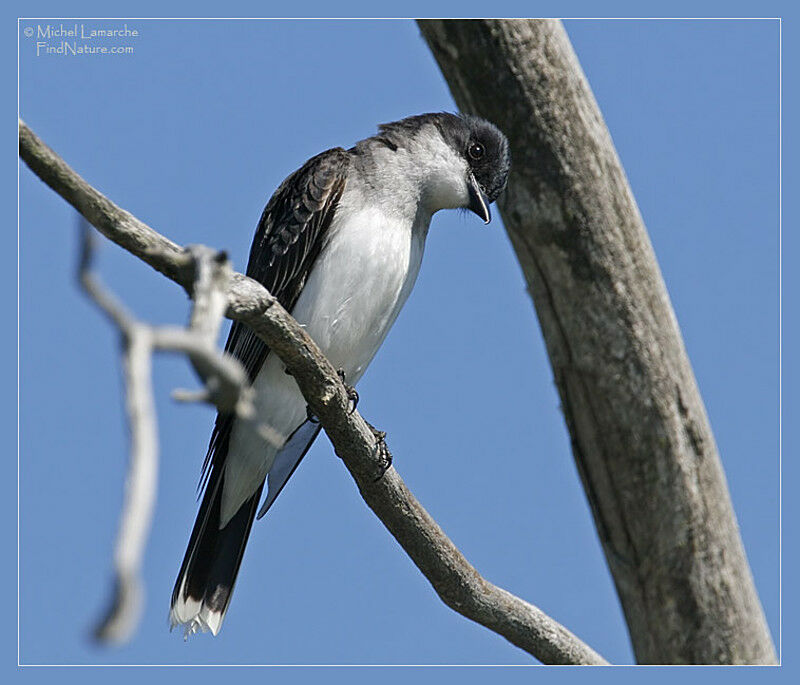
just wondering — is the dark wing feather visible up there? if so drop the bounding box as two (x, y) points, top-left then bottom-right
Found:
(199, 147), (350, 492)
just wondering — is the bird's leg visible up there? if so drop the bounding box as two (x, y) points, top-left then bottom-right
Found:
(305, 368), (358, 423)
(365, 421), (392, 481)
(289, 364), (320, 424)
(336, 368), (359, 414)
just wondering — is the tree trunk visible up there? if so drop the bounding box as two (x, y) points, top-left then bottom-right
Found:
(418, 18), (775, 665)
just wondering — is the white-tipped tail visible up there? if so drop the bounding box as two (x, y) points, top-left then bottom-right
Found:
(170, 470), (263, 640)
(169, 579), (225, 638)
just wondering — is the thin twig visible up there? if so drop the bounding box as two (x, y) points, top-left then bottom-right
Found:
(77, 223), (258, 645)
(79, 224), (157, 644)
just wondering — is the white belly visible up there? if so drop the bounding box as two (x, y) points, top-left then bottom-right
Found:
(220, 206), (426, 525)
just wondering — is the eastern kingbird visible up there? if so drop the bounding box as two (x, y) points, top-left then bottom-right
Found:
(170, 113), (510, 637)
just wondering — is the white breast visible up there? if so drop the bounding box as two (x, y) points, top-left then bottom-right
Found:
(295, 205), (425, 382)
(220, 201), (426, 525)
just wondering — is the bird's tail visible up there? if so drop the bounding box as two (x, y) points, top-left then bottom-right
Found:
(169, 466), (263, 638)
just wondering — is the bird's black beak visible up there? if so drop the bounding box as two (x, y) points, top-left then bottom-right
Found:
(467, 173), (491, 224)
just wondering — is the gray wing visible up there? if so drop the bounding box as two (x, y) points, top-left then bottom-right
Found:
(200, 147), (350, 499)
(257, 421), (321, 519)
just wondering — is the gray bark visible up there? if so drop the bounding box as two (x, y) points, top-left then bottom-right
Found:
(418, 19), (775, 664)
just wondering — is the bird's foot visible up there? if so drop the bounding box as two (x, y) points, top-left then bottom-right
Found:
(365, 421), (392, 482)
(337, 368), (359, 414)
(306, 369), (358, 424)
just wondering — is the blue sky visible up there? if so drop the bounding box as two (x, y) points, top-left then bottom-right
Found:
(12, 6), (791, 682)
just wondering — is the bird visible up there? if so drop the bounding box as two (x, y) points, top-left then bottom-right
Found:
(169, 112), (510, 638)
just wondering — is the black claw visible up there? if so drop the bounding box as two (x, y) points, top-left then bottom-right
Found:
(306, 405), (320, 424)
(365, 422), (392, 482)
(337, 368), (359, 413)
(348, 387), (359, 413)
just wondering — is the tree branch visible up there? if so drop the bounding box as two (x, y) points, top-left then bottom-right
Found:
(20, 119), (607, 664)
(79, 225), (257, 643)
(79, 225), (158, 643)
(417, 18), (775, 664)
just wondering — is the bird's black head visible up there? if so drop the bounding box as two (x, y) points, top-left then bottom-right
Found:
(457, 115), (510, 203)
(432, 113), (510, 223)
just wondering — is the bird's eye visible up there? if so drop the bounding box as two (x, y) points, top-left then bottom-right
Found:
(468, 142), (485, 161)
